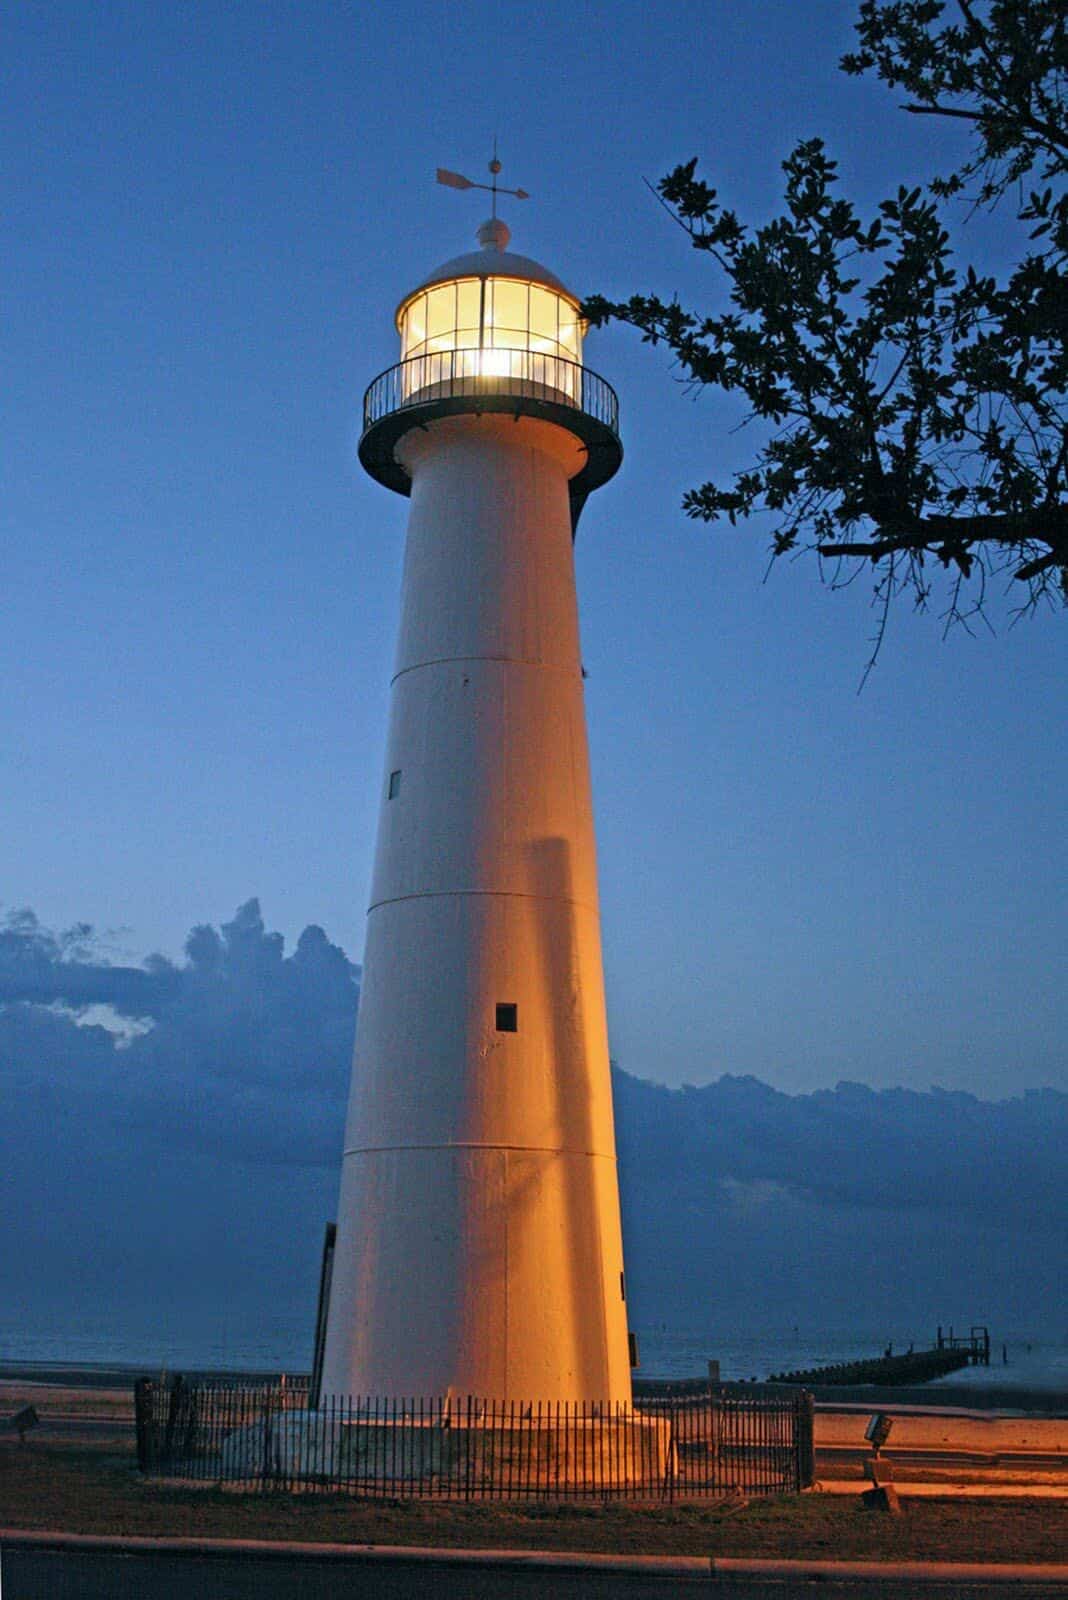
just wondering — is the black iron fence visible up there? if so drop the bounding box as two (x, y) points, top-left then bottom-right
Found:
(363, 350), (620, 439)
(134, 1377), (813, 1501)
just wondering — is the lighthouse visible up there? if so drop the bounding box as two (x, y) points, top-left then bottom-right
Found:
(320, 175), (629, 1405)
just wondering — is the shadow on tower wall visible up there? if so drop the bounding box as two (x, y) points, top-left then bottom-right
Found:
(525, 833), (612, 1398)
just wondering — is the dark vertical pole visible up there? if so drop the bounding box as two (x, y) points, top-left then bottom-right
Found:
(522, 1400), (530, 1502)
(223, 1385), (230, 1483)
(334, 1391), (341, 1496)
(757, 1395), (763, 1494)
(294, 1381), (301, 1489)
(134, 1378), (150, 1473)
(729, 1394), (737, 1496)
(536, 1400), (543, 1499)
(464, 1395), (471, 1501)
(510, 1398), (517, 1502)
(368, 1393), (375, 1497)
(376, 1393), (383, 1498)
(757, 1396), (763, 1495)
(605, 1400), (611, 1500)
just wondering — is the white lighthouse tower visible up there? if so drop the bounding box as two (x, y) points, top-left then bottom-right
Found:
(320, 173), (629, 1405)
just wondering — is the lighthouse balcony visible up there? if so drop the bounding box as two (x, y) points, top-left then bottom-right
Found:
(359, 348), (622, 517)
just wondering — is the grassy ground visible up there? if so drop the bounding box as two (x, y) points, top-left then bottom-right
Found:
(0, 1437), (1063, 1563)
(0, 1382), (132, 1421)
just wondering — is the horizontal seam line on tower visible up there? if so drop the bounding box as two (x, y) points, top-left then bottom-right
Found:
(343, 1143), (618, 1160)
(366, 889), (597, 915)
(391, 655), (579, 685)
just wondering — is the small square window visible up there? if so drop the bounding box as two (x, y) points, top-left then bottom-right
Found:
(495, 1002), (518, 1033)
(388, 769), (402, 799)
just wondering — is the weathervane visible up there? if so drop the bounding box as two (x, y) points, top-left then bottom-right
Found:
(436, 144), (529, 220)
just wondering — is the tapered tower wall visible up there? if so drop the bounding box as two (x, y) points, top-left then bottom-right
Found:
(320, 413), (631, 1403)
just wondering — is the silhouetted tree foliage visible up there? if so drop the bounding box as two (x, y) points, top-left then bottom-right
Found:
(585, 1), (1066, 664)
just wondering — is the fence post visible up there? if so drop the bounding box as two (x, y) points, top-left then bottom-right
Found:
(161, 1374), (184, 1467)
(261, 1386), (273, 1485)
(800, 1389), (815, 1489)
(133, 1378), (153, 1472)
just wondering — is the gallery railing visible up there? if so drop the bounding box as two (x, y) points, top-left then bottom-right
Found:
(134, 1377), (813, 1501)
(363, 349), (620, 438)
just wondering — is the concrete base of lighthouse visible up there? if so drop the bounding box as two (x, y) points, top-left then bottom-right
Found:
(320, 412), (631, 1406)
(220, 1405), (672, 1492)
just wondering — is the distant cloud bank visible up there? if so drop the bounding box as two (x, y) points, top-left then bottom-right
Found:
(2, 901), (1064, 1335)
(1, 899), (358, 1169)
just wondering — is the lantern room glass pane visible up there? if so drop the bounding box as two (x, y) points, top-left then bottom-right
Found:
(402, 292), (427, 360)
(558, 308), (582, 359)
(424, 284), (456, 355)
(487, 279), (528, 339)
(529, 287), (558, 343)
(456, 279), (481, 336)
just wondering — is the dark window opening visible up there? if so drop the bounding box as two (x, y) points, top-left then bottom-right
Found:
(495, 1002), (518, 1033)
(388, 769), (402, 799)
(620, 1271), (626, 1302)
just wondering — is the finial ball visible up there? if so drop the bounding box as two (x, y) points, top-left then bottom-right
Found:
(477, 217), (511, 252)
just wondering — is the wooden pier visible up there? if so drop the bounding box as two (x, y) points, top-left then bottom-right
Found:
(768, 1326), (991, 1388)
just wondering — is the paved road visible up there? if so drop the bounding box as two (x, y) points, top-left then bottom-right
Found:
(4, 1549), (1068, 1600)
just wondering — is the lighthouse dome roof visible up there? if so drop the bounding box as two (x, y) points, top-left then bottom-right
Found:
(397, 218), (576, 325)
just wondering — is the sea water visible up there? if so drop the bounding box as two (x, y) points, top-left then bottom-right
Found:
(1, 1305), (1064, 1390)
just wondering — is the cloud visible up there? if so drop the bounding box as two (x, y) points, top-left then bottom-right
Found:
(612, 1071), (1067, 1328)
(611, 1071), (1067, 1226)
(0, 899), (359, 1170)
(2, 902), (1065, 1337)
(0, 907), (179, 1015)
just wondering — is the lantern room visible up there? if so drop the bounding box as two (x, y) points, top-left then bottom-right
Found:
(395, 219), (584, 401)
(359, 217), (622, 527)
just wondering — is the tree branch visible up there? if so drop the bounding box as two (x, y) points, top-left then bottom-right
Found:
(1013, 548), (1065, 581)
(904, 100), (1068, 154)
(819, 507), (1068, 561)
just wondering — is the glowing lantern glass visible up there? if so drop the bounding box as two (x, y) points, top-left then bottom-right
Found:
(397, 276), (584, 403)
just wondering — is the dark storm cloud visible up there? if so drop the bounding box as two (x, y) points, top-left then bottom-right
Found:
(611, 1071), (1067, 1227)
(0, 908), (180, 1013)
(611, 1072), (1067, 1328)
(0, 899), (359, 1169)
(3, 900), (1065, 1212)
(2, 901), (1065, 1330)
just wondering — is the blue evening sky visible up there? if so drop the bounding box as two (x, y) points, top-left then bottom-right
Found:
(4, 0), (1064, 1097)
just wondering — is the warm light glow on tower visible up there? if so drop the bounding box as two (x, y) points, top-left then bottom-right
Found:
(320, 185), (629, 1405)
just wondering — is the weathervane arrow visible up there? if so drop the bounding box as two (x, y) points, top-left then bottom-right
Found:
(436, 147), (529, 219)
